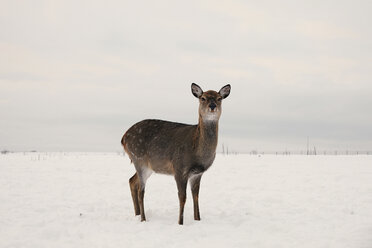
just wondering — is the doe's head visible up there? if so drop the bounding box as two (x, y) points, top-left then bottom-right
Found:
(191, 83), (231, 122)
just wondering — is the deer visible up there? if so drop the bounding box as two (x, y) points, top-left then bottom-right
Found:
(121, 83), (231, 225)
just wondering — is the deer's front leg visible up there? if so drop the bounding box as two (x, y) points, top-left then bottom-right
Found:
(190, 174), (202, 221)
(175, 175), (188, 225)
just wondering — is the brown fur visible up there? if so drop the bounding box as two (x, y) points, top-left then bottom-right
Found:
(121, 83), (231, 224)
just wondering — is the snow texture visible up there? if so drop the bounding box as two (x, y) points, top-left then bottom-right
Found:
(1, 153), (372, 248)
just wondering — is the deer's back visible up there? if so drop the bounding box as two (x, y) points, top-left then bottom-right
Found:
(122, 119), (196, 174)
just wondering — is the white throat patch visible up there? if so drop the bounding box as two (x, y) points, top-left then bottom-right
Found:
(203, 112), (219, 122)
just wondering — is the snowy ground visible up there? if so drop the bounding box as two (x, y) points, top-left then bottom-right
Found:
(0, 153), (371, 248)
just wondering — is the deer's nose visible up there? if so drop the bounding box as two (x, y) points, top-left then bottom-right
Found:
(209, 102), (216, 110)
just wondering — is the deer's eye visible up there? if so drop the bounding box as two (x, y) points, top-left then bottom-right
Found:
(201, 97), (206, 102)
(217, 97), (222, 102)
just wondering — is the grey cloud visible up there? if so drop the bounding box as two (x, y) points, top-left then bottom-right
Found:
(1, 0), (371, 152)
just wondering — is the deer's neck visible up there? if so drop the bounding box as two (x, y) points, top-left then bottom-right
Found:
(195, 118), (219, 158)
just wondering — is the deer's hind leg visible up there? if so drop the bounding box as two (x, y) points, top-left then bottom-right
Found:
(134, 165), (153, 222)
(129, 173), (140, 216)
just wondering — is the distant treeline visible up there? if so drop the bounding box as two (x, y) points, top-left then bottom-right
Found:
(234, 150), (372, 155)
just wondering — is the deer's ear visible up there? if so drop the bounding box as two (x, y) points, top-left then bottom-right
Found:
(219, 84), (231, 99)
(191, 83), (203, 98)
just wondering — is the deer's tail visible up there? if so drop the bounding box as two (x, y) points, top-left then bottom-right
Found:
(121, 132), (132, 163)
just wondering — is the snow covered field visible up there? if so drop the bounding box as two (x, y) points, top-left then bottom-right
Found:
(1, 153), (371, 248)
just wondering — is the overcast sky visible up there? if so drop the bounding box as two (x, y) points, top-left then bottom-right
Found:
(1, 0), (371, 152)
